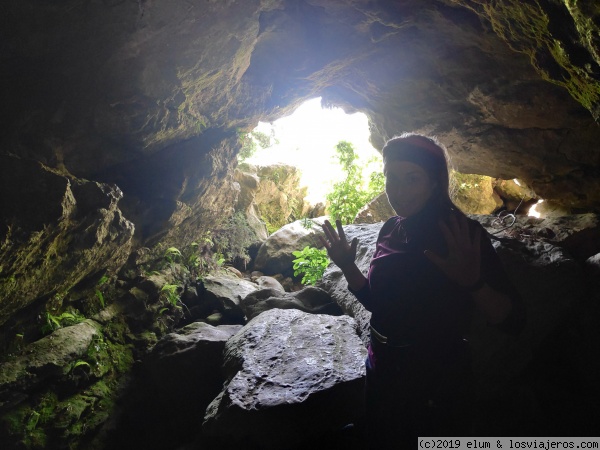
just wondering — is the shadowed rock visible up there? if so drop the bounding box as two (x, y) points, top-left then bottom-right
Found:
(254, 218), (327, 275)
(241, 285), (343, 320)
(201, 274), (259, 323)
(203, 309), (366, 449)
(0, 321), (101, 411)
(108, 322), (241, 450)
(0, 156), (134, 327)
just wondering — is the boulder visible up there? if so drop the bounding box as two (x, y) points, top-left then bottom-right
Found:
(110, 322), (242, 450)
(253, 217), (327, 275)
(254, 164), (309, 233)
(451, 173), (503, 214)
(254, 275), (285, 292)
(354, 192), (395, 224)
(494, 179), (537, 213)
(0, 321), (101, 410)
(234, 169), (268, 242)
(201, 274), (259, 322)
(203, 309), (366, 449)
(240, 286), (343, 320)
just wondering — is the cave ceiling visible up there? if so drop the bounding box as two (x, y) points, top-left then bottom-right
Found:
(2, 0), (600, 220)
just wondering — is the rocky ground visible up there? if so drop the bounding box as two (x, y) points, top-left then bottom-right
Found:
(2, 213), (599, 449)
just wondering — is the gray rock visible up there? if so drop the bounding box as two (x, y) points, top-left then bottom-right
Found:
(121, 322), (242, 449)
(0, 156), (134, 327)
(203, 309), (366, 448)
(354, 192), (395, 224)
(144, 323), (242, 406)
(0, 321), (101, 409)
(202, 274), (259, 322)
(253, 217), (327, 275)
(241, 286), (342, 320)
(254, 275), (285, 292)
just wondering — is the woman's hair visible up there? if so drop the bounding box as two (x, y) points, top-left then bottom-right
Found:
(382, 133), (460, 213)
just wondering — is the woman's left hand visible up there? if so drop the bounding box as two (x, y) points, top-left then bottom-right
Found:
(424, 214), (482, 287)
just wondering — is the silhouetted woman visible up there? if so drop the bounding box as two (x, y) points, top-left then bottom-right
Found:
(321, 134), (523, 448)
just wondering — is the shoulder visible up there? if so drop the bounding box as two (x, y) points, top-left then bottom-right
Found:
(379, 216), (401, 237)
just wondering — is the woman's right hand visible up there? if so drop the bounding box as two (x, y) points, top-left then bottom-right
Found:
(320, 219), (358, 270)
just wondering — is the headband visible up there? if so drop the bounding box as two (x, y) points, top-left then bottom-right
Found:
(382, 136), (446, 173)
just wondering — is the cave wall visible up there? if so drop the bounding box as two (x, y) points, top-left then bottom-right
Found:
(2, 0), (600, 224)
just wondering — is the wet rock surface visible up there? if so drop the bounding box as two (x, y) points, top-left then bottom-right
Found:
(203, 308), (366, 449)
(241, 285), (342, 320)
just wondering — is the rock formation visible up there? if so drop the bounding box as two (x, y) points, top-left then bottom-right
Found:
(203, 308), (366, 449)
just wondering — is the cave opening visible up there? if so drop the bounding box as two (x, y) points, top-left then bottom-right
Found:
(239, 97), (381, 206)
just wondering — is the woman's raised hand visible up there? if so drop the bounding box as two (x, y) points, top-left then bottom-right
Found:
(424, 214), (482, 288)
(320, 219), (358, 270)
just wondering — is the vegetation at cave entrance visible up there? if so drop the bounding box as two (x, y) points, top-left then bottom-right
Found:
(292, 246), (329, 286)
(326, 140), (384, 224)
(237, 129), (278, 162)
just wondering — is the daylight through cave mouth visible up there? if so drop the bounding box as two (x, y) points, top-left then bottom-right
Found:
(238, 98), (541, 222)
(240, 97), (382, 206)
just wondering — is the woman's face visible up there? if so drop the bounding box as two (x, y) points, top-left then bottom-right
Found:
(384, 160), (437, 217)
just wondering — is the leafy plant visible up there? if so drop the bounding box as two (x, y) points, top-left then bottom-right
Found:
(95, 290), (105, 309)
(186, 242), (200, 270)
(300, 217), (314, 230)
(72, 360), (91, 370)
(26, 411), (40, 432)
(160, 284), (180, 307)
(326, 141), (384, 224)
(237, 129), (278, 161)
(163, 247), (183, 264)
(41, 310), (86, 335)
(69, 360), (91, 378)
(292, 246), (329, 285)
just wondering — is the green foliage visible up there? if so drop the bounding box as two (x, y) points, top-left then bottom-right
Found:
(368, 171), (385, 194)
(292, 246), (329, 286)
(300, 217), (314, 230)
(237, 130), (277, 161)
(82, 333), (132, 377)
(41, 310), (86, 335)
(186, 242), (200, 270)
(325, 141), (384, 224)
(160, 284), (180, 307)
(95, 290), (105, 309)
(72, 360), (91, 370)
(160, 238), (223, 279)
(26, 410), (40, 433)
(163, 247), (183, 264)
(69, 360), (91, 377)
(95, 274), (109, 308)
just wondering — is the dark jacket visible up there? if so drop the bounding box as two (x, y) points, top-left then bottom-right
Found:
(350, 202), (525, 349)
